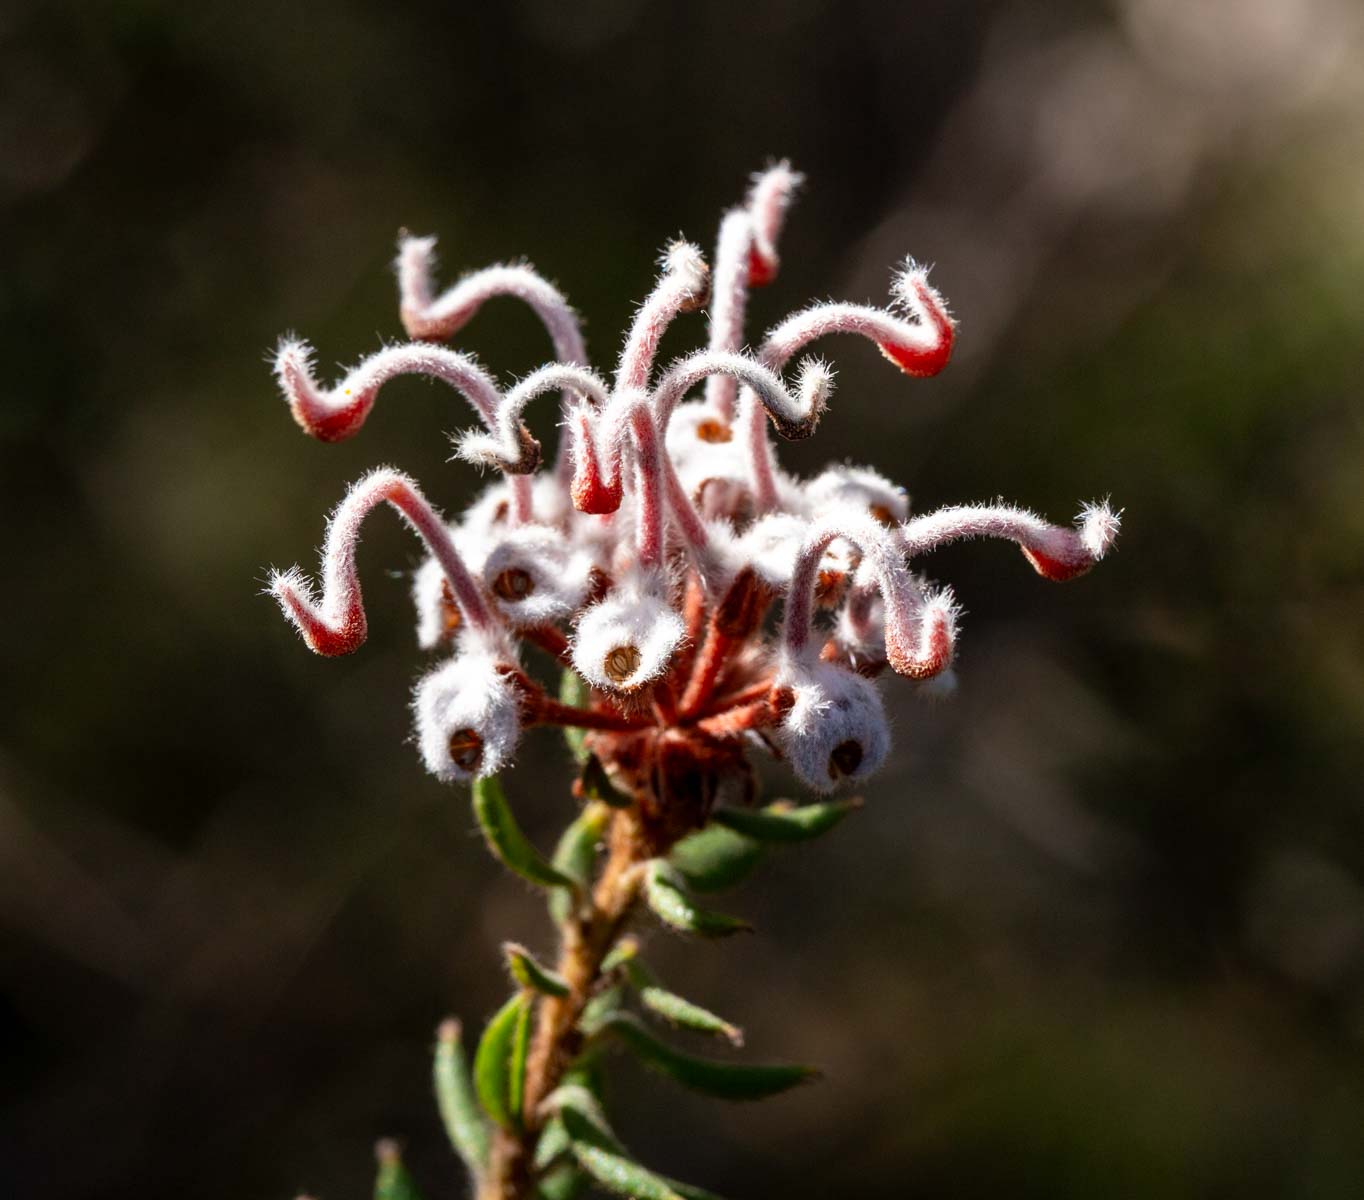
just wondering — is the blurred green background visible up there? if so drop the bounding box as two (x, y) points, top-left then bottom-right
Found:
(3, 1), (1363, 1197)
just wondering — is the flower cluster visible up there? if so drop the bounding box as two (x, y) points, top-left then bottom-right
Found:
(266, 164), (1117, 817)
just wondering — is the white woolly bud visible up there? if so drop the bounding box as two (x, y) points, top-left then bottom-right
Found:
(571, 589), (685, 693)
(413, 552), (462, 649)
(803, 464), (910, 527)
(736, 513), (852, 592)
(477, 525), (596, 627)
(413, 650), (522, 783)
(774, 658), (892, 794)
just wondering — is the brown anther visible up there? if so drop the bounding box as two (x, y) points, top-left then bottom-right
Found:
(491, 499), (510, 524)
(448, 728), (484, 773)
(695, 419), (733, 444)
(829, 738), (864, 779)
(869, 503), (896, 527)
(604, 644), (643, 684)
(815, 568), (848, 607)
(491, 567), (535, 602)
(439, 579), (463, 634)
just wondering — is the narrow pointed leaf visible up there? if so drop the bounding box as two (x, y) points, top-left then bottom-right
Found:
(571, 1143), (684, 1200)
(374, 1140), (426, 1200)
(597, 1012), (817, 1100)
(559, 1109), (682, 1200)
(509, 987), (534, 1127)
(581, 753), (631, 808)
(536, 1162), (590, 1200)
(533, 1114), (574, 1171)
(666, 1182), (729, 1200)
(505, 942), (570, 997)
(578, 983), (625, 1036)
(668, 825), (764, 891)
(558, 669), (592, 763)
(473, 776), (576, 890)
(433, 1018), (490, 1171)
(645, 861), (751, 937)
(474, 992), (531, 1129)
(600, 935), (641, 976)
(638, 985), (743, 1047)
(552, 1090), (727, 1200)
(549, 801), (609, 925)
(711, 798), (861, 843)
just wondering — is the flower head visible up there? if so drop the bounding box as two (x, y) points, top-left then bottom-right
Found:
(264, 166), (1118, 812)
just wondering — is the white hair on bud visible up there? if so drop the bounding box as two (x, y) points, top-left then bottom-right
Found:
(273, 339), (502, 445)
(737, 512), (850, 591)
(774, 657), (891, 794)
(897, 500), (1121, 582)
(476, 525), (597, 627)
(413, 650), (522, 783)
(571, 589), (686, 693)
(803, 465), (910, 525)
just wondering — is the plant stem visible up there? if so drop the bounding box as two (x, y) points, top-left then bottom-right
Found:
(479, 805), (655, 1200)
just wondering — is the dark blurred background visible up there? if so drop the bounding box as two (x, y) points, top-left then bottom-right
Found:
(3, 0), (1363, 1196)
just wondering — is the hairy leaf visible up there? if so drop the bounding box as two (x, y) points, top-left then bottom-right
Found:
(638, 984), (743, 1047)
(645, 860), (751, 937)
(581, 753), (631, 808)
(558, 669), (592, 763)
(711, 798), (861, 843)
(473, 776), (575, 890)
(509, 987), (534, 1127)
(433, 1018), (490, 1171)
(474, 992), (531, 1129)
(374, 1140), (426, 1200)
(548, 802), (609, 925)
(667, 825), (764, 891)
(504, 942), (570, 997)
(596, 1012), (817, 1100)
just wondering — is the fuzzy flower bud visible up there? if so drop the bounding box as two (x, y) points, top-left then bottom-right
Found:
(571, 589), (686, 693)
(413, 648), (522, 783)
(774, 658), (891, 793)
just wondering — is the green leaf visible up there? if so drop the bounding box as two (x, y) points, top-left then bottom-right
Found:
(667, 825), (764, 892)
(581, 753), (631, 808)
(509, 987), (534, 1127)
(535, 1162), (590, 1200)
(615, 956), (743, 1045)
(559, 1108), (683, 1200)
(473, 776), (576, 890)
(558, 670), (592, 763)
(374, 1139), (426, 1200)
(571, 1142), (684, 1200)
(599, 934), (640, 975)
(548, 802), (610, 925)
(504, 942), (570, 997)
(596, 1012), (817, 1101)
(433, 1018), (490, 1172)
(474, 992), (531, 1129)
(579, 983), (626, 1036)
(638, 984), (744, 1047)
(711, 798), (862, 843)
(645, 861), (751, 937)
(533, 1113), (574, 1171)
(550, 1090), (727, 1200)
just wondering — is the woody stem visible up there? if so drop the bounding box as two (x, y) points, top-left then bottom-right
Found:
(479, 804), (657, 1200)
